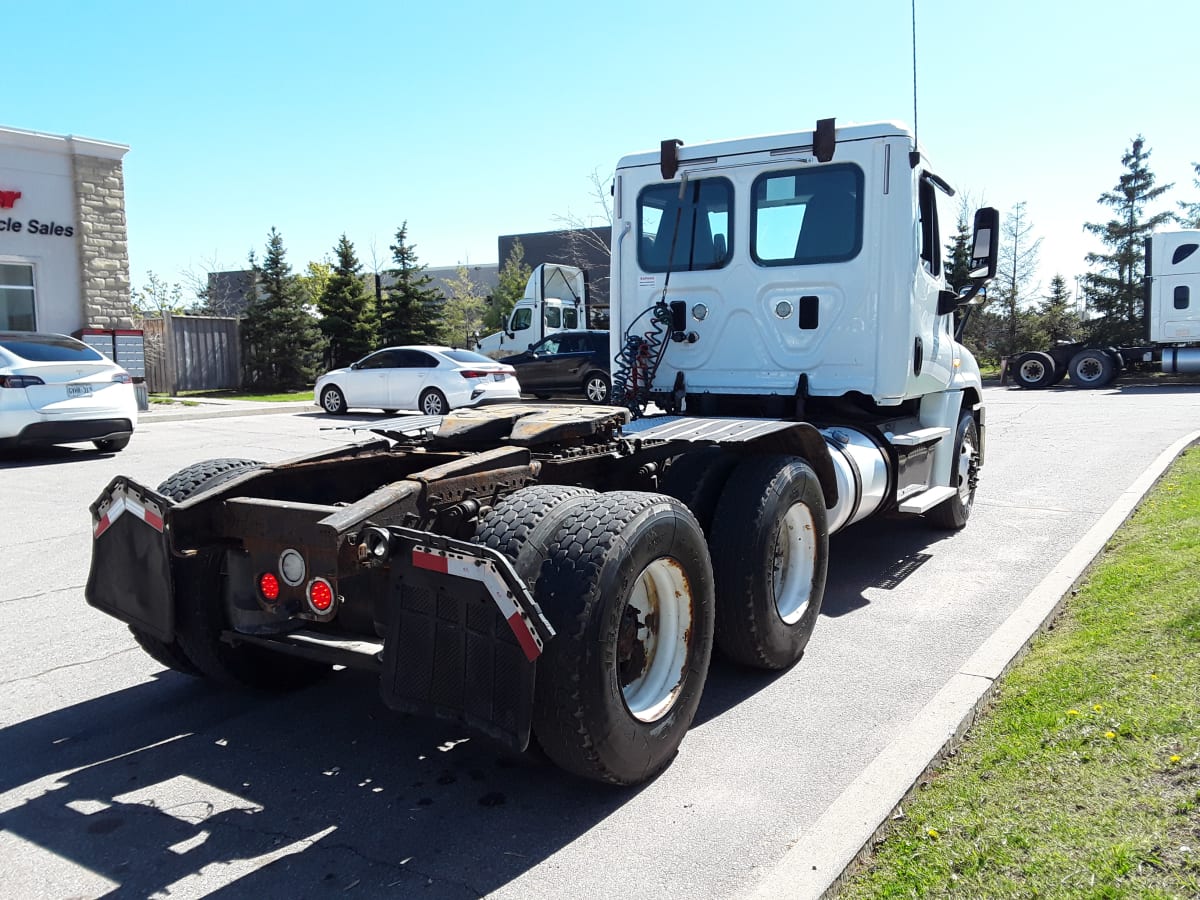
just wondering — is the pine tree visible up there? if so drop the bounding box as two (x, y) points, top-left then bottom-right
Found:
(994, 201), (1042, 358)
(377, 222), (443, 346)
(317, 235), (376, 368)
(1082, 137), (1174, 345)
(437, 265), (488, 348)
(943, 205), (974, 294)
(1179, 162), (1200, 228)
(486, 240), (531, 332)
(240, 228), (323, 389)
(1035, 274), (1082, 345)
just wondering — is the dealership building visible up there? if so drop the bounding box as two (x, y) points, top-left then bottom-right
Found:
(0, 125), (133, 335)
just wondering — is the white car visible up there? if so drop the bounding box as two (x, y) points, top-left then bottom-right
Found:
(315, 346), (521, 416)
(0, 331), (137, 452)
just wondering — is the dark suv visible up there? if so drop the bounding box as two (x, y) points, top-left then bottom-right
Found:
(502, 330), (611, 404)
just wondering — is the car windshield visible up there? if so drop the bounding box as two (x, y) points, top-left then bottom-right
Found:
(444, 349), (496, 365)
(1, 335), (106, 363)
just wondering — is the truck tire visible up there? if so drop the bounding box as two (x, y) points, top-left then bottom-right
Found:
(659, 447), (739, 535)
(125, 459), (269, 676)
(709, 455), (828, 670)
(530, 492), (715, 785)
(129, 624), (201, 676)
(157, 458), (329, 691)
(583, 372), (611, 404)
(1011, 351), (1056, 389)
(927, 412), (980, 530)
(1068, 349), (1117, 388)
(473, 484), (598, 576)
(320, 385), (348, 415)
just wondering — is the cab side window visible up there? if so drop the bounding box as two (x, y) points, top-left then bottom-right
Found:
(511, 308), (533, 331)
(918, 177), (941, 277)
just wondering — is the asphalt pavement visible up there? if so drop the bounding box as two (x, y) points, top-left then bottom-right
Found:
(2, 383), (1199, 898)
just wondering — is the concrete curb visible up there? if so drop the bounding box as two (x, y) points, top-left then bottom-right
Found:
(138, 401), (315, 424)
(748, 428), (1200, 900)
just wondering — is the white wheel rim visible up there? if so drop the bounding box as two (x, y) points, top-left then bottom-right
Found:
(587, 378), (607, 402)
(772, 503), (817, 624)
(423, 393), (443, 414)
(323, 390), (340, 412)
(1019, 360), (1045, 382)
(619, 557), (693, 723)
(957, 430), (977, 505)
(1077, 357), (1103, 383)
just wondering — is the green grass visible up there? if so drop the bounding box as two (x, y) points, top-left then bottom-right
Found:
(839, 449), (1200, 899)
(149, 396), (199, 407)
(169, 389), (313, 402)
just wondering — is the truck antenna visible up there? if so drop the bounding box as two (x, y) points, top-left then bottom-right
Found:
(910, 0), (920, 167)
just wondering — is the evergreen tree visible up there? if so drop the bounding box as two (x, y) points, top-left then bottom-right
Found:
(994, 201), (1042, 358)
(1035, 274), (1082, 345)
(317, 235), (376, 368)
(943, 205), (974, 294)
(240, 228), (323, 389)
(377, 222), (443, 346)
(1179, 162), (1200, 228)
(1082, 136), (1174, 345)
(437, 265), (488, 348)
(486, 240), (531, 332)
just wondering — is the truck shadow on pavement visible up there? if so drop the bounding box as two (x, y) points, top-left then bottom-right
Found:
(0, 668), (642, 897)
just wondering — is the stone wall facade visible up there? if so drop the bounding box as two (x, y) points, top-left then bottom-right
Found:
(72, 149), (133, 329)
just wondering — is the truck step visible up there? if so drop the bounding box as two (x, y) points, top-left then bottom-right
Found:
(887, 426), (950, 447)
(897, 485), (958, 514)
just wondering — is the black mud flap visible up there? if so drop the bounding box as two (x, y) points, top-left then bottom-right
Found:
(380, 572), (537, 753)
(84, 477), (175, 643)
(378, 528), (554, 753)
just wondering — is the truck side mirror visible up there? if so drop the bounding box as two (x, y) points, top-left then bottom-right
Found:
(969, 207), (1000, 280)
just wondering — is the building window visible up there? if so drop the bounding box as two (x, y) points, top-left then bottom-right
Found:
(0, 263), (36, 330)
(751, 165), (863, 266)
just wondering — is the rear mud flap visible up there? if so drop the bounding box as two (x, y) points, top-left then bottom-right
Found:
(379, 571), (536, 753)
(85, 477), (174, 642)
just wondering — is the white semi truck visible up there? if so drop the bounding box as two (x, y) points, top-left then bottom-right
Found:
(86, 119), (999, 785)
(474, 263), (587, 357)
(1010, 230), (1200, 388)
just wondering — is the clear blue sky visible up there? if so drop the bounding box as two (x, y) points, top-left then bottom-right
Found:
(4, 0), (1196, 305)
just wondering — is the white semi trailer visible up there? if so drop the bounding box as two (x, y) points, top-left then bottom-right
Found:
(86, 119), (999, 785)
(1010, 230), (1200, 388)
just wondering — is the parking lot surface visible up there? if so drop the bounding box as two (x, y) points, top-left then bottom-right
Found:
(2, 384), (1198, 898)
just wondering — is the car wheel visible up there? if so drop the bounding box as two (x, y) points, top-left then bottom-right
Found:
(93, 436), (131, 452)
(419, 388), (449, 416)
(583, 372), (611, 404)
(320, 385), (348, 415)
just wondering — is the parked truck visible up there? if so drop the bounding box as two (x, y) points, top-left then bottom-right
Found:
(475, 263), (587, 357)
(85, 119), (999, 785)
(1009, 230), (1200, 389)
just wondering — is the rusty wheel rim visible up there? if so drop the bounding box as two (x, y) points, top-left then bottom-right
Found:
(618, 557), (693, 723)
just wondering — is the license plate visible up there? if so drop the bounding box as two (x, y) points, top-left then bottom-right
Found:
(493, 373), (505, 382)
(68, 384), (94, 398)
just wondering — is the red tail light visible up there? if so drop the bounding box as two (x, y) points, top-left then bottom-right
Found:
(259, 572), (281, 601)
(307, 578), (335, 612)
(457, 369), (490, 379)
(112, 372), (132, 384)
(0, 375), (45, 388)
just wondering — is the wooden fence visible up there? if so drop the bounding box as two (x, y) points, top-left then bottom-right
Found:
(142, 314), (241, 394)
